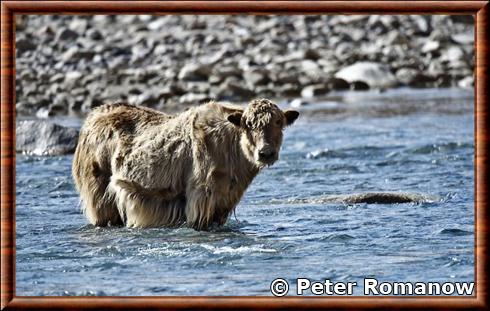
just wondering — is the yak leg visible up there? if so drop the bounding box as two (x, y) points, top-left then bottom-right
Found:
(74, 158), (123, 227)
(109, 178), (186, 228)
(184, 187), (218, 231)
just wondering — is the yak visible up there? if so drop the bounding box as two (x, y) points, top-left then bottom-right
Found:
(72, 98), (299, 230)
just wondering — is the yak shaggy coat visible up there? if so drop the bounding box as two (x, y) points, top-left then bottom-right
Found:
(72, 99), (299, 230)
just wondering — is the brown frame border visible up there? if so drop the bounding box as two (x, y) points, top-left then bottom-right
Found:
(1, 1), (488, 309)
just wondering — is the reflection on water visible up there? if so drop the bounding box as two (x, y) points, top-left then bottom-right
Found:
(16, 88), (474, 296)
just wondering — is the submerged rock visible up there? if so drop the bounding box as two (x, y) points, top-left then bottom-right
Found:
(290, 192), (435, 204)
(339, 192), (432, 204)
(16, 120), (79, 156)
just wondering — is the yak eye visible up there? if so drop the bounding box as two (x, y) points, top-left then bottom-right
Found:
(276, 119), (283, 126)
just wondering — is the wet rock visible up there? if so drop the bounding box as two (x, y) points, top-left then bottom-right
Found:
(291, 192), (435, 204)
(16, 120), (79, 156)
(49, 103), (69, 116)
(301, 85), (329, 98)
(335, 62), (397, 89)
(350, 81), (370, 90)
(289, 98), (309, 108)
(327, 77), (350, 90)
(340, 192), (433, 204)
(458, 76), (474, 88)
(36, 107), (53, 119)
(439, 228), (472, 236)
(36, 101), (70, 118)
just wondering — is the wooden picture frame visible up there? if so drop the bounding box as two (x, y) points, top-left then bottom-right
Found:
(1, 1), (488, 309)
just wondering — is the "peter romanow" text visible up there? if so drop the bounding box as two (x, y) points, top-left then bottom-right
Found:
(295, 278), (474, 295)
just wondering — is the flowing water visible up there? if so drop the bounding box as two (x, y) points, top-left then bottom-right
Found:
(16, 88), (474, 296)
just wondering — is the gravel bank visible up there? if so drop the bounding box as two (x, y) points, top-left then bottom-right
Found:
(15, 15), (474, 117)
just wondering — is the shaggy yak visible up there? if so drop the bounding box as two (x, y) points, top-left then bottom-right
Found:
(72, 98), (299, 230)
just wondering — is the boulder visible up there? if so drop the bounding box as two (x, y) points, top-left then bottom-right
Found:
(16, 120), (79, 156)
(335, 62), (397, 89)
(178, 63), (212, 81)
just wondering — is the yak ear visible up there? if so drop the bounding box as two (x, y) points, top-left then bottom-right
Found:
(227, 112), (243, 127)
(284, 110), (299, 126)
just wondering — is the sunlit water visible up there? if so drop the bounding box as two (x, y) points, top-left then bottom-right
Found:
(16, 88), (474, 296)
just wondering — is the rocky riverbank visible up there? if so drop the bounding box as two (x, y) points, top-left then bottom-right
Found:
(16, 15), (474, 117)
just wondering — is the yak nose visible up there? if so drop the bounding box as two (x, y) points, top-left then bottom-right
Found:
(258, 148), (276, 162)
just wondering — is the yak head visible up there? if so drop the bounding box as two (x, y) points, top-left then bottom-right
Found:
(228, 98), (299, 168)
